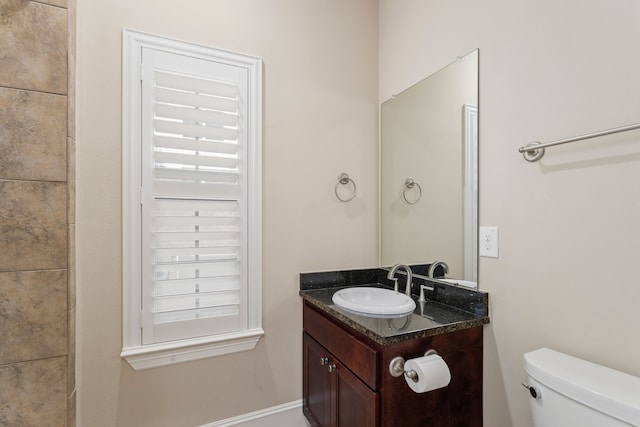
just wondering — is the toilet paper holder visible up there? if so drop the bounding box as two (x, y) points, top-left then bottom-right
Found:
(389, 349), (438, 382)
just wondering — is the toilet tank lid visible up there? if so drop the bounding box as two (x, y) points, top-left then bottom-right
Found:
(524, 348), (640, 426)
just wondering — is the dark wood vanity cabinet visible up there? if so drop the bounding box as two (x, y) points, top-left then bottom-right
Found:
(302, 301), (483, 427)
(304, 333), (378, 427)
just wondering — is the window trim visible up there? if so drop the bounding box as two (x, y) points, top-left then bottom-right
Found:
(122, 28), (263, 370)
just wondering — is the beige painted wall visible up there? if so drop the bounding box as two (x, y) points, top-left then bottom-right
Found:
(380, 0), (640, 426)
(76, 1), (378, 425)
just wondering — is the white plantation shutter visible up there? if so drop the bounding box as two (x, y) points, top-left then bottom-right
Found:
(122, 30), (262, 367)
(140, 49), (248, 344)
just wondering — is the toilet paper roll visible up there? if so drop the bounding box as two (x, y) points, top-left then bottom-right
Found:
(404, 354), (451, 393)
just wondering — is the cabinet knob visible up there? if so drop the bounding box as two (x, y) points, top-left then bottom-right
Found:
(320, 357), (329, 365)
(328, 364), (337, 372)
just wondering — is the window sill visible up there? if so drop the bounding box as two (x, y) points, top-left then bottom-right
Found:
(121, 328), (264, 370)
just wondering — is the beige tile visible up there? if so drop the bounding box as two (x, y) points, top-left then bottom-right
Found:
(0, 88), (67, 181)
(67, 223), (75, 308)
(67, 50), (76, 139)
(0, 270), (67, 364)
(68, 0), (76, 139)
(0, 180), (67, 271)
(67, 306), (75, 393)
(0, 0), (67, 94)
(0, 357), (67, 426)
(67, 137), (76, 222)
(68, 389), (76, 427)
(39, 0), (67, 8)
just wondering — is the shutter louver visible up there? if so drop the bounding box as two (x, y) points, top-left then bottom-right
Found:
(153, 199), (240, 324)
(141, 50), (249, 344)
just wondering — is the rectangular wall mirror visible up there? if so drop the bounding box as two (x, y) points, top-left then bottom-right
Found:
(381, 49), (479, 285)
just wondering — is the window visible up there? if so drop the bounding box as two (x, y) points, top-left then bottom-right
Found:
(121, 29), (263, 370)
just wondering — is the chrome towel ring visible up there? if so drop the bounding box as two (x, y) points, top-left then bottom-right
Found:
(402, 178), (422, 204)
(335, 173), (356, 202)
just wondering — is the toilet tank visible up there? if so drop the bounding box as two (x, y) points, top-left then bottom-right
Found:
(524, 348), (640, 427)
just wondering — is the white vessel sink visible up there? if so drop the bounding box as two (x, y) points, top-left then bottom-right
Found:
(332, 287), (416, 318)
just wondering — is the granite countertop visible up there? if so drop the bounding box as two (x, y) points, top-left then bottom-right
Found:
(300, 267), (490, 345)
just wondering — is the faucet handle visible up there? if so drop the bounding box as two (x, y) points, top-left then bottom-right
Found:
(418, 284), (435, 303)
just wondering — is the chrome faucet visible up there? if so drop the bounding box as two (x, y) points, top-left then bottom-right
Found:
(428, 261), (449, 279)
(387, 264), (413, 296)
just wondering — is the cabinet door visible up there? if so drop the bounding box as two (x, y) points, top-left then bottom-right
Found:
(304, 333), (379, 427)
(335, 360), (378, 427)
(304, 333), (335, 427)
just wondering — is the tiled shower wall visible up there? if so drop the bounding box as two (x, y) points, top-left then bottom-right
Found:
(0, 0), (76, 425)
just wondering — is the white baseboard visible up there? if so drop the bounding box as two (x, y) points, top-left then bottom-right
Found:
(200, 400), (311, 427)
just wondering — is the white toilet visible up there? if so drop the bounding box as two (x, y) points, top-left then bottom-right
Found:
(523, 347), (640, 426)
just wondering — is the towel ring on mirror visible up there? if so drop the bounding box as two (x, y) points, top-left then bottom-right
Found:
(402, 178), (422, 204)
(335, 173), (356, 202)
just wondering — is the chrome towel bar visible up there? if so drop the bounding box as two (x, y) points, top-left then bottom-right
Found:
(519, 122), (640, 162)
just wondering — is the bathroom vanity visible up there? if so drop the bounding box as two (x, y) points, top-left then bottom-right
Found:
(300, 268), (489, 427)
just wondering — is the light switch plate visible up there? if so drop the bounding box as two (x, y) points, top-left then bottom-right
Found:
(479, 226), (499, 258)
